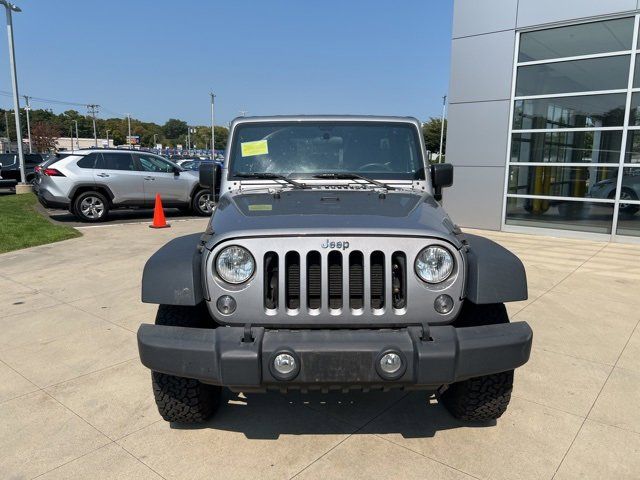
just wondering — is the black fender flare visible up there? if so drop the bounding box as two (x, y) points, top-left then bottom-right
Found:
(463, 234), (528, 304)
(142, 233), (205, 306)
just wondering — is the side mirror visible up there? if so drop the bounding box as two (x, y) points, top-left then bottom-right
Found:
(173, 166), (180, 176)
(430, 163), (453, 201)
(199, 163), (221, 199)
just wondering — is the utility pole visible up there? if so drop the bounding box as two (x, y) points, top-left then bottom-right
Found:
(210, 92), (216, 160)
(153, 133), (157, 149)
(2, 0), (26, 185)
(127, 113), (133, 148)
(87, 104), (99, 147)
(23, 95), (32, 153)
(187, 127), (191, 155)
(438, 95), (447, 163)
(70, 125), (73, 152)
(73, 120), (79, 150)
(106, 129), (110, 148)
(4, 110), (9, 145)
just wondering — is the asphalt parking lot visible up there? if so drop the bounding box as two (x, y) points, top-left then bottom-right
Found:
(1, 220), (640, 479)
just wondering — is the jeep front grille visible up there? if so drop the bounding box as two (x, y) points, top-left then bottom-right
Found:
(206, 236), (465, 326)
(263, 249), (404, 315)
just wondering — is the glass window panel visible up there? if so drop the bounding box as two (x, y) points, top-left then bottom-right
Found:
(508, 165), (618, 199)
(506, 198), (613, 234)
(624, 130), (640, 163)
(513, 94), (626, 129)
(515, 55), (630, 96)
(511, 131), (622, 164)
(616, 205), (640, 235)
(627, 93), (640, 126)
(519, 18), (634, 62)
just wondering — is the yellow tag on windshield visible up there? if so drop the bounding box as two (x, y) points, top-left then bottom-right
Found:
(241, 140), (269, 157)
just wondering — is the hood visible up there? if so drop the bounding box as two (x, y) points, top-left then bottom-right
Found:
(207, 188), (462, 248)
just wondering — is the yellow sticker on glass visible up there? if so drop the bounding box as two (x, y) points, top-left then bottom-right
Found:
(241, 140), (269, 157)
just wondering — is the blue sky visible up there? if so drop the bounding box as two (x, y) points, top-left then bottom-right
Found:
(0, 0), (453, 126)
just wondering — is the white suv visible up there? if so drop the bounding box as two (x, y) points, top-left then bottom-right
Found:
(36, 149), (214, 222)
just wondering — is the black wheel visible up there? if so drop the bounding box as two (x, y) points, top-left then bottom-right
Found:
(441, 301), (513, 421)
(439, 370), (514, 421)
(73, 191), (109, 222)
(192, 189), (215, 216)
(152, 304), (221, 423)
(619, 188), (639, 215)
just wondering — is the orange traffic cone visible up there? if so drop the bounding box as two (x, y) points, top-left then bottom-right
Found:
(149, 193), (170, 229)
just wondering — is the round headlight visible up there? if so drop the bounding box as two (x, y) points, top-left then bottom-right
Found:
(415, 246), (454, 284)
(215, 246), (255, 284)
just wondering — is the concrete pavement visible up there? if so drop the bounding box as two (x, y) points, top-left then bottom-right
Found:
(1, 220), (639, 479)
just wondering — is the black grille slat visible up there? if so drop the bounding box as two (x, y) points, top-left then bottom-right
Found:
(285, 252), (300, 309)
(370, 251), (385, 310)
(328, 251), (343, 310)
(307, 251), (321, 309)
(349, 251), (364, 310)
(392, 252), (407, 309)
(263, 252), (278, 310)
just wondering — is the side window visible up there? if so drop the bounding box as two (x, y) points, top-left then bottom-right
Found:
(98, 152), (135, 171)
(136, 154), (174, 173)
(76, 153), (99, 169)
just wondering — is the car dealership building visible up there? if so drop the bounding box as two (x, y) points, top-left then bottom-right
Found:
(445, 0), (640, 241)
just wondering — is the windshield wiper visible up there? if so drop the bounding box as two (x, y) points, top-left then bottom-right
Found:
(235, 172), (309, 189)
(312, 173), (397, 190)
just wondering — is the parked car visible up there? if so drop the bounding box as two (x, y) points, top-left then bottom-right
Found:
(179, 159), (222, 171)
(35, 149), (215, 222)
(137, 115), (532, 424)
(588, 169), (640, 214)
(0, 153), (44, 185)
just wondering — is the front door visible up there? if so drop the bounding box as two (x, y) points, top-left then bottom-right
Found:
(135, 153), (191, 205)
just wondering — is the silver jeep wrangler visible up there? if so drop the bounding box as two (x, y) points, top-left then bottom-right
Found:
(137, 115), (532, 424)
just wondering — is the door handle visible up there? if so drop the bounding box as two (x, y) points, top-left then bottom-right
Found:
(96, 173), (110, 178)
(144, 176), (155, 181)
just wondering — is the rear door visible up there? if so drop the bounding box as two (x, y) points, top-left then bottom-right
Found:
(94, 152), (146, 205)
(135, 153), (192, 205)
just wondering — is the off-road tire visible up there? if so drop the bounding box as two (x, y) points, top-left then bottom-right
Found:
(440, 370), (514, 421)
(442, 302), (513, 421)
(151, 304), (221, 423)
(73, 190), (110, 222)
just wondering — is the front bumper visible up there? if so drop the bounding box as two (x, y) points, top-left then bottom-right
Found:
(137, 322), (532, 390)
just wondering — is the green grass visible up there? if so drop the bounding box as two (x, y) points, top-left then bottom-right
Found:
(0, 193), (81, 254)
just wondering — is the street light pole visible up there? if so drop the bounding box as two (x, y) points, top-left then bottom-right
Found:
(438, 94), (447, 163)
(210, 92), (216, 160)
(23, 95), (32, 153)
(106, 129), (110, 148)
(153, 133), (157, 149)
(2, 0), (26, 186)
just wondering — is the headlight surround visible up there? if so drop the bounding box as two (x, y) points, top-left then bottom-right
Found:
(415, 245), (454, 284)
(215, 246), (255, 284)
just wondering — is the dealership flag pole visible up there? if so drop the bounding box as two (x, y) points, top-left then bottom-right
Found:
(438, 95), (446, 163)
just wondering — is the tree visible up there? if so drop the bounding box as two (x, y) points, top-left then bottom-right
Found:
(162, 118), (188, 139)
(422, 117), (447, 157)
(31, 121), (60, 152)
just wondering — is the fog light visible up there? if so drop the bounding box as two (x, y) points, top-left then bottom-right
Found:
(434, 294), (454, 314)
(270, 351), (299, 380)
(376, 350), (406, 380)
(216, 295), (236, 315)
(380, 353), (402, 374)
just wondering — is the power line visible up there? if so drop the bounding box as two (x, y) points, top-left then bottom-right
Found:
(0, 89), (125, 117)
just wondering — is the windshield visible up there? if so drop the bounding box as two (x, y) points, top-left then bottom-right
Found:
(229, 122), (425, 180)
